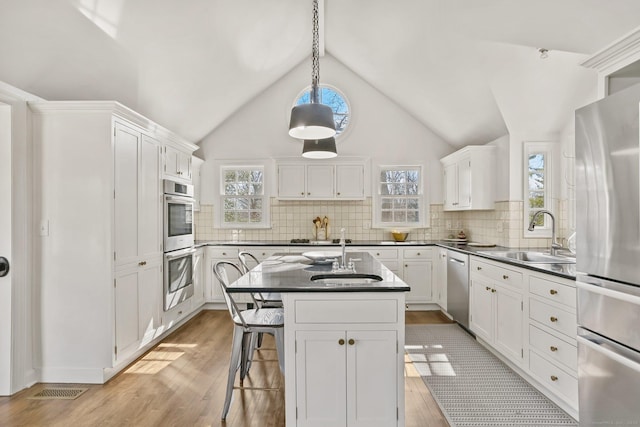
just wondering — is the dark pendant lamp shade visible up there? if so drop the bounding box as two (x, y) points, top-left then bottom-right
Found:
(289, 102), (336, 140)
(302, 137), (337, 159)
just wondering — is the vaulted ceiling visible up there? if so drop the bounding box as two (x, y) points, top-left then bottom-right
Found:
(1, 0), (639, 146)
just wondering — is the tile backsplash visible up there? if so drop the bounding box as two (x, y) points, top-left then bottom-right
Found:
(195, 198), (570, 248)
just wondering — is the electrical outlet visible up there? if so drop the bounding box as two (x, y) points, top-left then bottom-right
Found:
(40, 219), (49, 236)
(445, 220), (452, 230)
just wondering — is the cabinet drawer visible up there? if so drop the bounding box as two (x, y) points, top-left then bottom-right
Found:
(403, 248), (432, 259)
(529, 298), (577, 338)
(529, 325), (577, 372)
(471, 259), (523, 290)
(530, 276), (576, 309)
(239, 247), (285, 260)
(207, 247), (237, 259)
(294, 299), (398, 324)
(366, 249), (398, 259)
(529, 350), (578, 407)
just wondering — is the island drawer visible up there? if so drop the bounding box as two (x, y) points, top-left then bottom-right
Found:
(294, 299), (399, 324)
(529, 324), (577, 371)
(529, 275), (576, 309)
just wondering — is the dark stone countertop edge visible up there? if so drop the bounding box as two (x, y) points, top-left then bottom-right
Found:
(196, 240), (576, 280)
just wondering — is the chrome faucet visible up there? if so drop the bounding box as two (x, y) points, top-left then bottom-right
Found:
(528, 210), (562, 256)
(339, 227), (346, 269)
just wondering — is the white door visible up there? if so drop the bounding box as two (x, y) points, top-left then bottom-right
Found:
(443, 162), (457, 209)
(306, 165), (334, 198)
(494, 284), (523, 362)
(0, 103), (12, 394)
(469, 278), (494, 342)
(335, 164), (364, 199)
(278, 164), (306, 198)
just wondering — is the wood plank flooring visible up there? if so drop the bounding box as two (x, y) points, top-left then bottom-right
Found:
(0, 310), (452, 427)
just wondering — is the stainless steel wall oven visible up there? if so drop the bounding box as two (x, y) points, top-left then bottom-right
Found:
(163, 179), (194, 252)
(164, 247), (195, 311)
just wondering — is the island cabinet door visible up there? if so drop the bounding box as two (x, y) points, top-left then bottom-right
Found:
(295, 329), (398, 427)
(295, 330), (347, 427)
(347, 330), (398, 427)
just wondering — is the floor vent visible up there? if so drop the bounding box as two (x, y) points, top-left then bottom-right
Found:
(28, 387), (88, 400)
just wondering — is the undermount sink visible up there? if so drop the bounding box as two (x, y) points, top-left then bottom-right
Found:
(310, 273), (383, 285)
(478, 250), (576, 264)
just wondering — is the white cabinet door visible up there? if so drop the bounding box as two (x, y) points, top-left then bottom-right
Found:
(347, 330), (398, 427)
(163, 145), (191, 181)
(469, 277), (494, 343)
(296, 329), (398, 427)
(114, 123), (140, 266)
(114, 269), (139, 362)
(296, 330), (348, 427)
(456, 157), (471, 209)
(139, 134), (162, 258)
(494, 283), (523, 362)
(402, 261), (433, 303)
(306, 165), (334, 198)
(191, 156), (204, 211)
(278, 164), (306, 198)
(138, 261), (162, 344)
(435, 248), (448, 309)
(336, 164), (364, 199)
(443, 162), (457, 210)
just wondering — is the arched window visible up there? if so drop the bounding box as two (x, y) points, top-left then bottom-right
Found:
(293, 85), (350, 137)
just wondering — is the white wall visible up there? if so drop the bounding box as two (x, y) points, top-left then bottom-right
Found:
(196, 54), (454, 205)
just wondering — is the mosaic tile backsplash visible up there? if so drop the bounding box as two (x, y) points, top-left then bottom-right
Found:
(195, 198), (571, 249)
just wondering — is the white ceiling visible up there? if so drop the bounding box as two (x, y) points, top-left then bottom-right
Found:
(1, 0), (639, 146)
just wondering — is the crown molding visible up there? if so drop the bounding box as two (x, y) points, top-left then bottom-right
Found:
(581, 27), (640, 72)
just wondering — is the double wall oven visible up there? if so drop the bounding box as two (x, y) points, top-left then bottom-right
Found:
(163, 179), (195, 311)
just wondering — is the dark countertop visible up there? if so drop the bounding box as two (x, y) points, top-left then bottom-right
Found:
(225, 251), (411, 293)
(197, 240), (576, 280)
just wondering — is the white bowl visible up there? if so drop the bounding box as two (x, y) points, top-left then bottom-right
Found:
(302, 251), (341, 263)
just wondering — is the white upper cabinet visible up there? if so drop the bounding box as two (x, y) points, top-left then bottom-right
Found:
(191, 156), (204, 211)
(277, 161), (365, 200)
(441, 145), (495, 211)
(163, 145), (192, 182)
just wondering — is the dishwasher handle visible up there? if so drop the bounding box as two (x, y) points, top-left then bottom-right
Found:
(449, 257), (466, 266)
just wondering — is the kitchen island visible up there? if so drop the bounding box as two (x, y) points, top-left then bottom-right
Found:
(227, 251), (410, 427)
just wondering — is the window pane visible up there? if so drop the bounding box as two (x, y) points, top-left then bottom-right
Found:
(224, 211), (236, 223)
(250, 170), (263, 183)
(251, 183), (263, 195)
(224, 184), (237, 195)
(250, 198), (263, 210)
(407, 211), (420, 222)
(393, 211), (406, 222)
(529, 211), (545, 227)
(236, 198), (249, 210)
(237, 212), (249, 223)
(528, 154), (545, 191)
(407, 198), (420, 209)
(224, 198), (235, 210)
(406, 170), (419, 183)
(224, 170), (236, 183)
(250, 212), (262, 222)
(393, 199), (407, 209)
(529, 191), (545, 208)
(381, 211), (393, 222)
(407, 183), (418, 195)
(381, 198), (393, 209)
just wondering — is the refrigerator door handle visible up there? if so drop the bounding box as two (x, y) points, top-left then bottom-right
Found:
(578, 329), (640, 372)
(576, 280), (640, 306)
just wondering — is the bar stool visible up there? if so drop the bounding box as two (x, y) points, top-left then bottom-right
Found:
(213, 261), (285, 421)
(238, 251), (283, 308)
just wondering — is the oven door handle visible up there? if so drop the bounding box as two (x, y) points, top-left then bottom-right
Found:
(165, 248), (197, 260)
(578, 329), (640, 372)
(165, 195), (194, 203)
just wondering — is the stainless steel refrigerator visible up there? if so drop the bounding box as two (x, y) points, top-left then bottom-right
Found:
(575, 83), (640, 426)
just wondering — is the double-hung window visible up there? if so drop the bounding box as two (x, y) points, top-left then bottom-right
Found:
(220, 166), (269, 228)
(374, 166), (426, 228)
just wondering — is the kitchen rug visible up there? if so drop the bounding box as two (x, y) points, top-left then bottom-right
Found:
(405, 324), (577, 427)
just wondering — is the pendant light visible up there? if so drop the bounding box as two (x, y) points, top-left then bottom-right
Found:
(302, 137), (337, 159)
(289, 0), (336, 140)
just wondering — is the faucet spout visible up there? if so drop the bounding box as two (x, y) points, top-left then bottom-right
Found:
(528, 210), (562, 255)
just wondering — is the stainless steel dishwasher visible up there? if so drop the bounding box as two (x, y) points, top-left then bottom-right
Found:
(446, 250), (470, 329)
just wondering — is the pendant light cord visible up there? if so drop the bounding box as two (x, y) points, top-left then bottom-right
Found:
(311, 0), (320, 103)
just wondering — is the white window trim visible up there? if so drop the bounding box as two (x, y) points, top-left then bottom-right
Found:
(216, 161), (271, 229)
(523, 142), (555, 238)
(372, 164), (429, 229)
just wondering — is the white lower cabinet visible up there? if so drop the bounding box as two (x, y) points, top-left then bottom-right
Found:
(285, 293), (405, 427)
(295, 329), (398, 427)
(114, 257), (162, 363)
(402, 248), (433, 303)
(469, 257), (524, 365)
(206, 247), (239, 302)
(434, 248), (448, 310)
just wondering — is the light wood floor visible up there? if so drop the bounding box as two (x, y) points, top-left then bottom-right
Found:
(0, 310), (453, 427)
